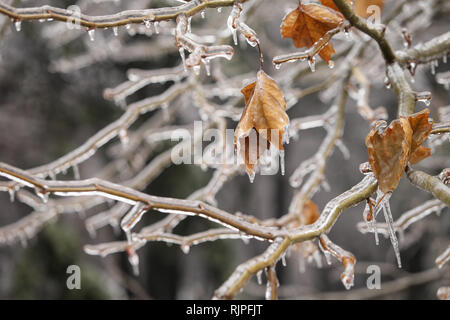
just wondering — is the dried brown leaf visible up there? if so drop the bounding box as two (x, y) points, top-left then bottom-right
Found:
(281, 2), (344, 62)
(235, 70), (288, 176)
(365, 118), (412, 193)
(365, 109), (433, 192)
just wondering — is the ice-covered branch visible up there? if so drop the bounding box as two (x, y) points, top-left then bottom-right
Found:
(0, 0), (247, 29)
(272, 25), (345, 70)
(213, 237), (290, 299)
(332, 0), (396, 64)
(436, 245), (450, 269)
(406, 167), (450, 206)
(396, 31), (450, 66)
(357, 199), (446, 238)
(319, 235), (356, 290)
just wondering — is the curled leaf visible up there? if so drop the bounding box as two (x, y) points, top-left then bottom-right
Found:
(365, 109), (433, 192)
(235, 70), (289, 177)
(281, 2), (344, 62)
(366, 118), (412, 193)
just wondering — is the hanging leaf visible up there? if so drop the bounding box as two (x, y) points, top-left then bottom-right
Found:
(365, 109), (433, 192)
(235, 70), (289, 178)
(365, 118), (412, 193)
(280, 2), (344, 62)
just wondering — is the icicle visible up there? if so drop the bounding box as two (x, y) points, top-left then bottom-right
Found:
(203, 59), (211, 76)
(8, 187), (15, 203)
(35, 187), (49, 203)
(281, 253), (287, 267)
(430, 60), (437, 75)
(265, 281), (272, 300)
(48, 171), (56, 180)
(181, 244), (190, 254)
(247, 171), (255, 183)
(154, 21), (160, 34)
(328, 60), (335, 69)
(161, 102), (170, 121)
(343, 28), (352, 40)
(308, 57), (316, 73)
(382, 196), (402, 268)
(231, 28), (238, 45)
(14, 20), (21, 32)
(193, 65), (201, 76)
(119, 128), (129, 146)
(126, 247), (140, 276)
(73, 164), (80, 180)
(279, 150), (285, 176)
(88, 29), (95, 41)
(384, 76), (391, 89)
(443, 54), (447, 64)
(113, 26), (118, 36)
(415, 91), (432, 106)
(341, 272), (354, 290)
(256, 270), (263, 285)
(179, 47), (187, 72)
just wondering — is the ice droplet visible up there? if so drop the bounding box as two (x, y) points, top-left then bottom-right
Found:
(193, 65), (201, 76)
(415, 91), (432, 106)
(88, 29), (95, 41)
(328, 60), (335, 69)
(201, 10), (206, 19)
(113, 26), (118, 36)
(144, 20), (151, 29)
(247, 171), (255, 183)
(203, 59), (211, 76)
(274, 63), (281, 70)
(308, 57), (316, 73)
(384, 76), (391, 89)
(279, 150), (285, 176)
(119, 128), (129, 146)
(8, 187), (15, 202)
(341, 273), (354, 290)
(256, 270), (263, 285)
(217, 7), (222, 13)
(127, 247), (140, 276)
(231, 28), (238, 45)
(73, 164), (80, 180)
(281, 253), (287, 267)
(181, 244), (190, 254)
(14, 20), (21, 32)
(35, 187), (49, 203)
(179, 47), (187, 72)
